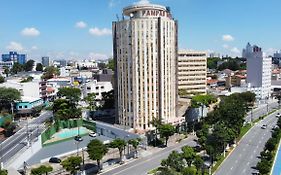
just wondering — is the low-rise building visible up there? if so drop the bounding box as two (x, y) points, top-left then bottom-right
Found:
(16, 96), (44, 115)
(84, 80), (113, 100)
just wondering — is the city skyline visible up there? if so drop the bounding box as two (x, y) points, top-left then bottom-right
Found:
(1, 0), (281, 60)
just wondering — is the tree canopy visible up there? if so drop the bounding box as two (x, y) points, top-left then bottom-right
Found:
(10, 62), (23, 74)
(109, 138), (126, 162)
(61, 156), (82, 174)
(36, 63), (44, 71)
(23, 59), (35, 71)
(106, 59), (115, 71)
(158, 124), (175, 146)
(0, 76), (4, 83)
(31, 165), (53, 175)
(87, 139), (108, 171)
(42, 66), (60, 80)
(191, 94), (217, 108)
(0, 87), (21, 112)
(58, 87), (81, 103)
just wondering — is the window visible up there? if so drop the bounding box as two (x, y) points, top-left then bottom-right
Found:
(96, 87), (99, 90)
(24, 105), (28, 108)
(101, 86), (104, 89)
(87, 87), (91, 90)
(19, 106), (22, 109)
(95, 93), (99, 95)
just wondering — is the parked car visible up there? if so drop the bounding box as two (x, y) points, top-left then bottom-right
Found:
(49, 157), (61, 163)
(261, 124), (267, 129)
(89, 132), (97, 137)
(74, 135), (83, 142)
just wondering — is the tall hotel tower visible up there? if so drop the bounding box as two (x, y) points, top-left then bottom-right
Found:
(113, 3), (178, 131)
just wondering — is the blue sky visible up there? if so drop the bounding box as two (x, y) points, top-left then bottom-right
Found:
(0, 0), (281, 60)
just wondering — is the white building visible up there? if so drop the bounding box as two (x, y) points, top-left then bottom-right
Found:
(85, 80), (113, 100)
(244, 43), (271, 100)
(178, 51), (207, 95)
(76, 60), (98, 69)
(113, 3), (179, 130)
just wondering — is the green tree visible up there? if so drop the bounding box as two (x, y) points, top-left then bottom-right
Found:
(36, 63), (44, 71)
(256, 160), (271, 175)
(207, 57), (220, 69)
(10, 62), (23, 74)
(31, 165), (53, 175)
(128, 138), (141, 157)
(0, 169), (8, 175)
(3, 66), (9, 77)
(191, 94), (217, 108)
(157, 167), (179, 175)
(193, 155), (204, 173)
(106, 59), (115, 71)
(181, 146), (196, 166)
(158, 124), (175, 146)
(101, 90), (114, 109)
(23, 59), (35, 71)
(0, 87), (21, 112)
(0, 76), (4, 83)
(87, 139), (108, 171)
(58, 87), (81, 104)
(84, 93), (96, 111)
(109, 138), (126, 163)
(161, 151), (184, 172)
(61, 156), (82, 174)
(42, 66), (60, 80)
(265, 137), (277, 152)
(181, 166), (197, 175)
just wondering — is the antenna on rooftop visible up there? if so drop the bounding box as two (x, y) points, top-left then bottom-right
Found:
(116, 14), (119, 21)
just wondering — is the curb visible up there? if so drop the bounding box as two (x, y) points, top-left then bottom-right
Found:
(213, 109), (280, 175)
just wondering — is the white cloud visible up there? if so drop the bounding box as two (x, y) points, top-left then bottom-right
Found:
(109, 0), (115, 7)
(6, 41), (24, 51)
(89, 27), (112, 36)
(75, 21), (87, 28)
(31, 46), (38, 50)
(222, 34), (234, 42)
(89, 52), (108, 60)
(134, 0), (150, 5)
(265, 48), (276, 56)
(21, 27), (40, 37)
(222, 44), (229, 49)
(230, 47), (240, 54)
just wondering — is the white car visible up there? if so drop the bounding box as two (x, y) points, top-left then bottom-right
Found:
(261, 124), (267, 129)
(89, 132), (97, 137)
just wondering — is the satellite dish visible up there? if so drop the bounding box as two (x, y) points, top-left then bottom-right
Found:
(130, 13), (134, 18)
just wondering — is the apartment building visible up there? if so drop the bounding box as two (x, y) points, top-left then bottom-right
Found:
(178, 50), (207, 95)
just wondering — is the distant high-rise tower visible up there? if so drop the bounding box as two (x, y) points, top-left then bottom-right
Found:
(244, 43), (271, 100)
(113, 3), (179, 130)
(41, 57), (50, 67)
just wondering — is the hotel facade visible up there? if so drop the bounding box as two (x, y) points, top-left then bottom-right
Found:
(112, 3), (179, 131)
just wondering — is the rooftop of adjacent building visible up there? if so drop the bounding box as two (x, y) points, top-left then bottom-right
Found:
(178, 50), (207, 57)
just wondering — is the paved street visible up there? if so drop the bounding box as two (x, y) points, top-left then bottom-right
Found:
(101, 135), (197, 175)
(27, 134), (112, 165)
(244, 100), (278, 123)
(215, 109), (280, 175)
(1, 110), (52, 165)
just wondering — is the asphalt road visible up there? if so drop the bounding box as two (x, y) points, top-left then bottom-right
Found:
(244, 101), (278, 123)
(1, 110), (52, 165)
(215, 109), (280, 175)
(101, 135), (197, 175)
(27, 134), (112, 165)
